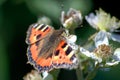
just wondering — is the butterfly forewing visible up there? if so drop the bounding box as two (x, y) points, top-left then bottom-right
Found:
(26, 23), (53, 44)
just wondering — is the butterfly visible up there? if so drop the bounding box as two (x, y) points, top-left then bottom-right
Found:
(26, 23), (78, 72)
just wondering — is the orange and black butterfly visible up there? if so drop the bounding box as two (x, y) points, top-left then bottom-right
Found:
(26, 23), (78, 72)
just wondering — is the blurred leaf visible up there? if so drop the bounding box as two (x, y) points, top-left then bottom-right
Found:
(0, 39), (9, 80)
(25, 0), (61, 23)
(25, 0), (93, 24)
(66, 0), (93, 15)
(11, 0), (25, 4)
(0, 0), (6, 6)
(50, 70), (60, 80)
(0, 7), (9, 80)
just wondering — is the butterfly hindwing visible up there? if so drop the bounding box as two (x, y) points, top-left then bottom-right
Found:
(34, 55), (53, 72)
(52, 40), (78, 69)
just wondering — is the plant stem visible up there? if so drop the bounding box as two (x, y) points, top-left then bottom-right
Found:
(76, 62), (84, 80)
(85, 62), (99, 80)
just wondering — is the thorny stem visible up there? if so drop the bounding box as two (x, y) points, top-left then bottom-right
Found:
(85, 62), (99, 80)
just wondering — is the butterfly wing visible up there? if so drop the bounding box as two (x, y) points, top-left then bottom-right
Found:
(26, 23), (53, 44)
(27, 29), (66, 72)
(27, 39), (53, 72)
(52, 40), (78, 69)
(27, 39), (52, 72)
(26, 24), (55, 72)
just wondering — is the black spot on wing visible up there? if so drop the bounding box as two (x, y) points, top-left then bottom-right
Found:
(61, 43), (67, 48)
(59, 56), (62, 59)
(54, 50), (60, 56)
(65, 46), (72, 55)
(36, 34), (41, 40)
(70, 54), (76, 61)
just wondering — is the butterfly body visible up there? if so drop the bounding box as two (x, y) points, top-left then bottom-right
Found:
(26, 23), (78, 72)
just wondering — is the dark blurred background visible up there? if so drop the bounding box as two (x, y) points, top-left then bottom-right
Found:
(0, 0), (120, 80)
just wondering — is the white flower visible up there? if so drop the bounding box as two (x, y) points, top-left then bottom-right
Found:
(86, 8), (120, 42)
(80, 31), (120, 66)
(108, 32), (120, 43)
(23, 70), (42, 80)
(61, 8), (82, 30)
(42, 71), (49, 79)
(42, 71), (54, 80)
(113, 48), (120, 61)
(85, 8), (120, 32)
(66, 34), (79, 53)
(63, 30), (78, 51)
(94, 31), (109, 47)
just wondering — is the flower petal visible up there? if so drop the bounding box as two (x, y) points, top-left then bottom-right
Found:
(113, 48), (120, 61)
(94, 31), (109, 48)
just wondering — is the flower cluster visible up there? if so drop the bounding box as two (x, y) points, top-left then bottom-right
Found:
(80, 9), (120, 67)
(24, 8), (120, 80)
(86, 8), (120, 42)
